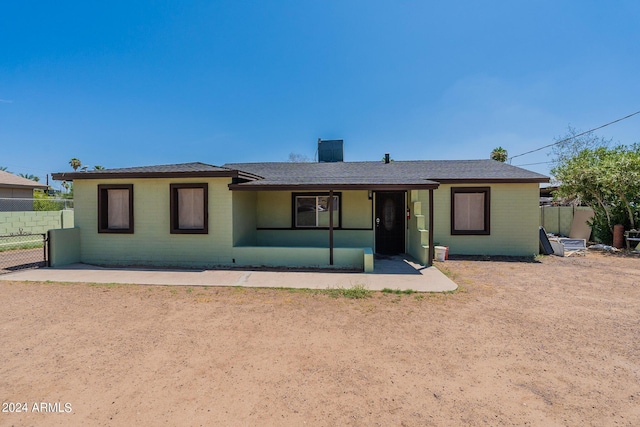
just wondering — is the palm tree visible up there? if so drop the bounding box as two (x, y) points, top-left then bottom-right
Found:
(0, 166), (8, 171)
(69, 158), (82, 171)
(18, 173), (40, 182)
(61, 181), (73, 197)
(94, 165), (105, 170)
(490, 147), (508, 163)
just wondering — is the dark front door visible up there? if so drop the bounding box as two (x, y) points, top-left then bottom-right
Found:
(375, 191), (405, 255)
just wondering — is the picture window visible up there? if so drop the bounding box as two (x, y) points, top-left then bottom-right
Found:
(293, 194), (340, 228)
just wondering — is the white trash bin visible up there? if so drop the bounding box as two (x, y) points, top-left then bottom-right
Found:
(434, 246), (446, 262)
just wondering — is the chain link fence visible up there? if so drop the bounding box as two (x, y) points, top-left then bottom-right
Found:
(0, 197), (69, 272)
(0, 233), (47, 274)
(0, 197), (74, 212)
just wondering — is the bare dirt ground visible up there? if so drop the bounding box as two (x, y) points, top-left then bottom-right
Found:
(1, 251), (639, 426)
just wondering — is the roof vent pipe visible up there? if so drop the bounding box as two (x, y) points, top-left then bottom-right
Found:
(384, 153), (390, 164)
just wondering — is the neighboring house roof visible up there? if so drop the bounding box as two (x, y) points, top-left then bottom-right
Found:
(224, 159), (549, 190)
(0, 170), (48, 190)
(51, 162), (260, 181)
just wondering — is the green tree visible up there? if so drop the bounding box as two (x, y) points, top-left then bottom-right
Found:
(551, 126), (611, 166)
(552, 145), (640, 243)
(94, 165), (105, 170)
(33, 190), (64, 211)
(599, 145), (640, 229)
(69, 158), (82, 171)
(490, 147), (508, 162)
(0, 166), (8, 171)
(60, 181), (74, 198)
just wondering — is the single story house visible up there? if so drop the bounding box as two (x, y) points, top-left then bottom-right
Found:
(0, 170), (48, 212)
(51, 154), (548, 271)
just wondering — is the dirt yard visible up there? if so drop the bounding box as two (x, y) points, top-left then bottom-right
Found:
(1, 251), (639, 426)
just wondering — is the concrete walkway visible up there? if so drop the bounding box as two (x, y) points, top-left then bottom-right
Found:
(0, 255), (458, 293)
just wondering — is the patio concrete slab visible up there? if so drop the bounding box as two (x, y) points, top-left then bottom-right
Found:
(0, 256), (457, 292)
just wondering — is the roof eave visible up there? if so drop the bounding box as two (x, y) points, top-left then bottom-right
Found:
(434, 178), (550, 184)
(0, 183), (49, 190)
(51, 170), (243, 181)
(228, 182), (440, 191)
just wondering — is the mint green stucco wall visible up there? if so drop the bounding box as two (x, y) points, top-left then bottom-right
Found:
(71, 178), (539, 269)
(232, 191), (257, 246)
(255, 229), (373, 247)
(256, 191), (290, 228)
(341, 190), (373, 228)
(49, 228), (80, 267)
(409, 183), (540, 257)
(253, 190), (374, 248)
(73, 182), (373, 270)
(406, 192), (429, 265)
(74, 177), (234, 267)
(231, 189), (373, 270)
(232, 246), (365, 270)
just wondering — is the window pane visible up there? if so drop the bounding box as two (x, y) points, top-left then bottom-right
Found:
(317, 196), (339, 227)
(454, 193), (484, 231)
(296, 197), (316, 227)
(107, 189), (129, 229)
(178, 188), (205, 229)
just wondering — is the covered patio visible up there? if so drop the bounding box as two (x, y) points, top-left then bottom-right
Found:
(226, 162), (440, 272)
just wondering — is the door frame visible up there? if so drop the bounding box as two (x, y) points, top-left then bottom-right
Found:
(373, 190), (406, 255)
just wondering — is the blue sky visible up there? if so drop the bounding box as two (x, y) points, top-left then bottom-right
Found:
(2, 1), (639, 189)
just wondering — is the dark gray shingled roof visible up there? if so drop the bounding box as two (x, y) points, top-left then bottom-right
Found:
(51, 162), (258, 181)
(52, 159), (549, 189)
(224, 159), (549, 189)
(226, 160), (439, 189)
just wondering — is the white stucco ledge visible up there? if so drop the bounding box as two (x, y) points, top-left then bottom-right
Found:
(0, 256), (458, 293)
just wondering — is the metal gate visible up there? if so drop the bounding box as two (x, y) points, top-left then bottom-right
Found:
(0, 233), (47, 274)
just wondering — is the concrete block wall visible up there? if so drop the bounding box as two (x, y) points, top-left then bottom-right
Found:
(0, 210), (74, 235)
(540, 206), (594, 236)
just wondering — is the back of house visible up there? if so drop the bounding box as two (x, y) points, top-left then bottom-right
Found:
(50, 156), (548, 271)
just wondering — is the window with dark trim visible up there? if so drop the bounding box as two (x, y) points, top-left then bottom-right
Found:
(98, 184), (134, 233)
(170, 183), (208, 234)
(292, 193), (341, 228)
(451, 187), (490, 235)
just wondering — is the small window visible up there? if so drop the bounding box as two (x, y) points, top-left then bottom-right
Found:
(451, 187), (490, 235)
(170, 183), (208, 234)
(98, 184), (134, 233)
(294, 193), (340, 228)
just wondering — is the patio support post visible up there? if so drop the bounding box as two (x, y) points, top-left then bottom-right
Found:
(329, 189), (334, 265)
(428, 188), (434, 266)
